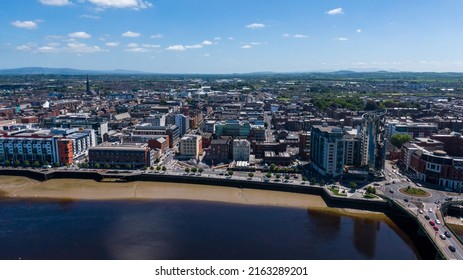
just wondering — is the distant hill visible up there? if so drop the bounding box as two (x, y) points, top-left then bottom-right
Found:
(0, 67), (149, 75)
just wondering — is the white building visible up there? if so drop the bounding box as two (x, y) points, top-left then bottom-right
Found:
(232, 139), (251, 162)
(179, 135), (202, 160)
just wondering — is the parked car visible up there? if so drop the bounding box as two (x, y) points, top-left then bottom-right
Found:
(424, 215), (430, 220)
(444, 231), (452, 238)
(435, 219), (441, 225)
(440, 234), (446, 240)
(429, 221), (435, 226)
(433, 226), (439, 231)
(449, 245), (456, 252)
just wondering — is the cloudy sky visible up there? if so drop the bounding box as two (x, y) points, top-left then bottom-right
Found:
(2, 0), (463, 73)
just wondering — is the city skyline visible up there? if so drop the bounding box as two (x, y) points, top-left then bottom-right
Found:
(2, 0), (463, 73)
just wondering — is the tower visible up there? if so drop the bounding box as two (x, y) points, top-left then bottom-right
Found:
(86, 74), (90, 95)
(360, 110), (387, 176)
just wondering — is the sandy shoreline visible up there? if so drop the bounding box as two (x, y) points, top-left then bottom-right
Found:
(0, 175), (386, 218)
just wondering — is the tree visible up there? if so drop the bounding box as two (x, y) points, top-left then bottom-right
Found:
(390, 133), (413, 149)
(150, 166), (154, 171)
(248, 172), (254, 179)
(185, 167), (190, 173)
(198, 167), (203, 174)
(285, 174), (290, 180)
(104, 163), (111, 169)
(366, 186), (377, 194)
(115, 165), (120, 169)
(33, 161), (40, 168)
(156, 166), (161, 172)
(228, 170), (234, 176)
(191, 167), (198, 173)
(94, 163), (100, 169)
(54, 162), (60, 167)
(24, 160), (30, 167)
(125, 163), (132, 169)
(349, 181), (358, 189)
(266, 173), (272, 178)
(270, 163), (277, 171)
(4, 160), (10, 167)
(276, 174), (281, 179)
(162, 166), (167, 172)
(44, 161), (50, 166)
(364, 100), (380, 111)
(14, 160), (21, 166)
(302, 176), (307, 182)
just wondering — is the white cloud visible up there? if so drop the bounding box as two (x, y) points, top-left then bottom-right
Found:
(202, 40), (213, 45)
(125, 47), (149, 52)
(105, 42), (120, 47)
(141, 44), (160, 48)
(150, 34), (163, 39)
(67, 42), (104, 53)
(128, 43), (138, 48)
(37, 46), (59, 53)
(293, 34), (308, 38)
(228, 37), (235, 40)
(241, 45), (252, 49)
(68, 31), (91, 39)
(185, 44), (203, 49)
(166, 45), (186, 51)
(356, 29), (362, 33)
(16, 45), (33, 51)
(165, 44), (202, 51)
(282, 33), (290, 37)
(250, 42), (261, 45)
(214, 37), (221, 41)
(87, 0), (152, 9)
(80, 14), (100, 19)
(326, 8), (344, 15)
(39, 0), (71, 6)
(245, 23), (266, 30)
(122, 31), (141, 37)
(336, 37), (348, 41)
(11, 20), (38, 29)
(204, 53), (210, 57)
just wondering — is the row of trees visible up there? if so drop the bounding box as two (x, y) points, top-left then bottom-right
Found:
(184, 167), (205, 174)
(3, 159), (51, 167)
(268, 163), (302, 173)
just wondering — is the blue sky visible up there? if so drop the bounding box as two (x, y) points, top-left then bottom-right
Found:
(2, 0), (463, 73)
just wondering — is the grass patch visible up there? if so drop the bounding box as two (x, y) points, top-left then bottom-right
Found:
(363, 193), (378, 199)
(400, 187), (430, 197)
(330, 187), (347, 197)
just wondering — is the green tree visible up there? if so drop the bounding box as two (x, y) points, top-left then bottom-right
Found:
(150, 166), (155, 171)
(390, 134), (413, 149)
(191, 167), (198, 173)
(125, 163), (132, 169)
(366, 186), (377, 194)
(5, 160), (10, 167)
(266, 173), (272, 178)
(276, 174), (281, 179)
(248, 172), (254, 179)
(104, 163), (111, 169)
(24, 160), (30, 167)
(33, 161), (40, 168)
(185, 167), (190, 173)
(228, 170), (234, 176)
(285, 174), (290, 180)
(54, 162), (60, 167)
(270, 163), (277, 171)
(44, 161), (50, 166)
(14, 160), (21, 166)
(198, 167), (203, 174)
(162, 166), (167, 172)
(302, 176), (307, 182)
(156, 166), (161, 172)
(349, 181), (358, 189)
(94, 163), (100, 169)
(115, 165), (120, 169)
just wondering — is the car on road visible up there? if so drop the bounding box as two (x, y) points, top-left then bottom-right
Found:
(445, 197), (453, 201)
(429, 208), (433, 213)
(418, 209), (424, 214)
(389, 190), (394, 194)
(404, 198), (409, 202)
(445, 231), (452, 238)
(433, 226), (439, 231)
(440, 234), (447, 240)
(424, 215), (430, 220)
(429, 221), (435, 226)
(449, 245), (456, 252)
(435, 219), (441, 225)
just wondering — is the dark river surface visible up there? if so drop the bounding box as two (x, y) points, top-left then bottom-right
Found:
(0, 199), (419, 260)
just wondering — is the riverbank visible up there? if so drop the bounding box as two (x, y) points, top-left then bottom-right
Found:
(0, 175), (389, 219)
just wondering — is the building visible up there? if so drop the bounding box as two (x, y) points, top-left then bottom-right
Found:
(205, 139), (231, 164)
(166, 114), (190, 137)
(232, 139), (251, 162)
(133, 125), (180, 148)
(310, 124), (345, 177)
(214, 120), (251, 137)
(299, 132), (311, 160)
(431, 132), (463, 157)
(89, 142), (154, 168)
(0, 128), (96, 166)
(386, 122), (438, 139)
(360, 111), (386, 176)
(343, 127), (359, 166)
(179, 135), (202, 160)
